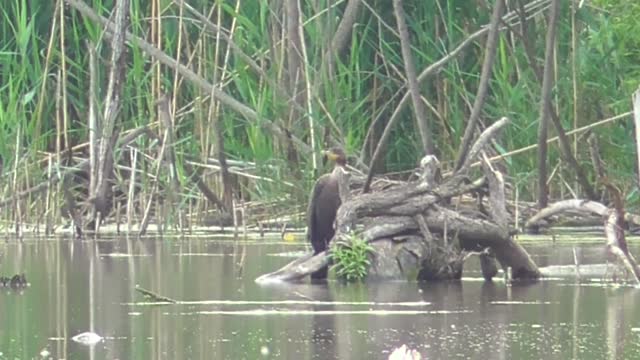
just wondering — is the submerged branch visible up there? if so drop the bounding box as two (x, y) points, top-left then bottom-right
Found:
(255, 252), (330, 284)
(135, 286), (177, 304)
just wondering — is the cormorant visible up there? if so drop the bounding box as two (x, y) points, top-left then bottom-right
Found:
(307, 147), (347, 279)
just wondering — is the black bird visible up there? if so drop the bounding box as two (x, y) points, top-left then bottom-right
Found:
(9, 273), (28, 289)
(307, 147), (347, 279)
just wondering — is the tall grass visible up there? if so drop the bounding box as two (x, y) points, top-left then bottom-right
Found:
(0, 0), (638, 230)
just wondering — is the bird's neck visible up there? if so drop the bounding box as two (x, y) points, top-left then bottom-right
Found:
(331, 164), (346, 178)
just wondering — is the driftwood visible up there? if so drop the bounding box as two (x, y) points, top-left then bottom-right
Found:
(527, 199), (640, 285)
(257, 117), (542, 284)
(254, 252), (330, 283)
(135, 286), (177, 304)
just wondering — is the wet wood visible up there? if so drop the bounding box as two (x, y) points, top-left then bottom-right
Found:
(255, 252), (330, 284)
(528, 198), (640, 284)
(135, 286), (177, 304)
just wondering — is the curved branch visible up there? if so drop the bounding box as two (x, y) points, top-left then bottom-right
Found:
(525, 199), (609, 227)
(456, 117), (510, 175)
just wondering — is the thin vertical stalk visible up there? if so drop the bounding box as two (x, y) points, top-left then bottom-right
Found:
(59, 0), (70, 153)
(454, 0), (505, 170)
(154, 0), (162, 99)
(171, 0), (185, 117)
(12, 127), (21, 239)
(571, 0), (578, 154)
(537, 0), (560, 209)
(88, 44), (98, 197)
(45, 155), (53, 234)
(633, 88), (640, 188)
(126, 148), (138, 233)
(157, 94), (183, 228)
(392, 0), (433, 155)
(298, 1), (317, 171)
(139, 137), (167, 236)
(55, 70), (63, 163)
(33, 0), (61, 148)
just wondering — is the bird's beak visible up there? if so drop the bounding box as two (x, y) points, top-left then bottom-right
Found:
(322, 150), (338, 162)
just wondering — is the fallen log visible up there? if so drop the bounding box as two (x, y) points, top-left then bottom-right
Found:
(527, 199), (640, 285)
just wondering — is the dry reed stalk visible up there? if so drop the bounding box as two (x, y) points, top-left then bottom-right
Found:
(633, 88), (640, 188)
(392, 0), (434, 156)
(127, 148), (138, 234)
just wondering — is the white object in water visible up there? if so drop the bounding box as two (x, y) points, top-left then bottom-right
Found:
(260, 346), (270, 356)
(71, 331), (103, 345)
(388, 344), (421, 360)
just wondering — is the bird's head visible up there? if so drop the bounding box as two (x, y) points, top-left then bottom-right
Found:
(322, 147), (347, 167)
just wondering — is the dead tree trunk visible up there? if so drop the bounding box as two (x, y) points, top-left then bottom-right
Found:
(91, 0), (130, 225)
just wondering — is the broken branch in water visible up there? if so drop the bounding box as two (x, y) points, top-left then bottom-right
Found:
(255, 252), (330, 284)
(135, 286), (177, 304)
(527, 199), (640, 285)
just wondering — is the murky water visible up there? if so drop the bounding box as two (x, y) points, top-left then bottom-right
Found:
(1, 235), (639, 359)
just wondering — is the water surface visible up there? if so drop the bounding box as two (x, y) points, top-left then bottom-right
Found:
(1, 235), (639, 359)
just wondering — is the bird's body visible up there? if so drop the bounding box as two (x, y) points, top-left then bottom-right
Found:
(306, 148), (346, 279)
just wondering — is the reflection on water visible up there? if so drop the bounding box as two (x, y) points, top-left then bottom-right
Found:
(1, 236), (640, 359)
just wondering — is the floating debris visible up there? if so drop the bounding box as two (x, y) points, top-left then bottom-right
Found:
(135, 285), (177, 303)
(388, 344), (421, 360)
(490, 301), (554, 305)
(125, 299), (431, 307)
(100, 253), (152, 258)
(71, 332), (103, 345)
(171, 253), (226, 257)
(180, 309), (470, 316)
(0, 273), (29, 289)
(260, 345), (270, 356)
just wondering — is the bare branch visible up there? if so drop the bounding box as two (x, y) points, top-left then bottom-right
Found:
(536, 0), (560, 209)
(454, 0), (504, 170)
(392, 0), (433, 155)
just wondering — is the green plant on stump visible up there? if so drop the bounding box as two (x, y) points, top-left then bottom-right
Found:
(331, 233), (374, 282)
